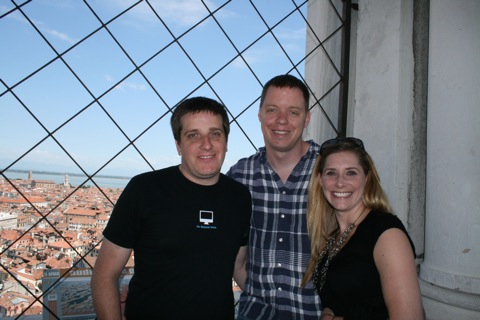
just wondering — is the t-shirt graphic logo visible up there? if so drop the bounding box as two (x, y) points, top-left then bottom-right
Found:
(199, 210), (214, 225)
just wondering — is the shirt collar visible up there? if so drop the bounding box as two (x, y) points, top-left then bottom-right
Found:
(258, 139), (319, 165)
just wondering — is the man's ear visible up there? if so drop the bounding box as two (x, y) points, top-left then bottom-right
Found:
(304, 111), (311, 128)
(175, 140), (181, 156)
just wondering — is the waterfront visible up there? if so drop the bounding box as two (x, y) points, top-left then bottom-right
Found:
(3, 170), (130, 189)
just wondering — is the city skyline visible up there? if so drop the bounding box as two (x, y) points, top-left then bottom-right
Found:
(3, 169), (130, 189)
(0, 174), (124, 318)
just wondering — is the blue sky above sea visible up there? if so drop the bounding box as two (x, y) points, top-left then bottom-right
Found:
(0, 0), (308, 178)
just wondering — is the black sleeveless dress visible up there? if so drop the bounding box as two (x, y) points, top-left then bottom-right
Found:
(313, 210), (415, 320)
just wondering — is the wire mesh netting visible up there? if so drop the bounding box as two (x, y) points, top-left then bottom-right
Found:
(0, 0), (346, 318)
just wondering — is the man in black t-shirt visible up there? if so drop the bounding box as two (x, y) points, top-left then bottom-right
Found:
(91, 97), (252, 320)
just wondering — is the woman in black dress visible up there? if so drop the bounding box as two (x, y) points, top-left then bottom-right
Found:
(302, 138), (425, 320)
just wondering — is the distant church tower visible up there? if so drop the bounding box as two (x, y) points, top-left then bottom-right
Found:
(64, 174), (69, 188)
(28, 170), (32, 180)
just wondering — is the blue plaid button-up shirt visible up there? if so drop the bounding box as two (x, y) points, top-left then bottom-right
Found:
(227, 140), (322, 319)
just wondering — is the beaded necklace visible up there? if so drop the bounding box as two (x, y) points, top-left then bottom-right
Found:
(313, 207), (368, 293)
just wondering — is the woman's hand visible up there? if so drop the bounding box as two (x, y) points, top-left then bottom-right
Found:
(320, 308), (336, 320)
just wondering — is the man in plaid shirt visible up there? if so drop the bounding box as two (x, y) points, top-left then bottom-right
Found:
(229, 74), (322, 319)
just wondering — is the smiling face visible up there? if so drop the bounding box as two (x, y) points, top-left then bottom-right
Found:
(320, 151), (367, 215)
(258, 86), (310, 154)
(175, 111), (227, 186)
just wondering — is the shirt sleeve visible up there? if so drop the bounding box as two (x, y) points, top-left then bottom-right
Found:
(102, 176), (143, 249)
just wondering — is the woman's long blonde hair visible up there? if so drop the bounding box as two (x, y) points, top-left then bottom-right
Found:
(301, 140), (393, 286)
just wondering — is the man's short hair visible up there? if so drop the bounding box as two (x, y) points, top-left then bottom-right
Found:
(260, 74), (309, 111)
(171, 96), (230, 142)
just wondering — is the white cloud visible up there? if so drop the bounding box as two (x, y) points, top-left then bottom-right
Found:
(0, 5), (10, 15)
(104, 0), (223, 27)
(231, 52), (260, 69)
(278, 27), (307, 41)
(105, 75), (115, 83)
(149, 0), (218, 26)
(105, 75), (146, 91)
(2, 3), (78, 45)
(43, 28), (78, 45)
(121, 82), (147, 91)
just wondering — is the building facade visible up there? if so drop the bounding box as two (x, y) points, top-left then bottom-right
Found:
(306, 0), (480, 319)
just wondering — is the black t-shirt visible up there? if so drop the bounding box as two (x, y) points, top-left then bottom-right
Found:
(317, 210), (415, 320)
(103, 166), (252, 319)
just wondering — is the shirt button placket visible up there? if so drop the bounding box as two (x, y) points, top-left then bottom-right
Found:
(276, 188), (288, 288)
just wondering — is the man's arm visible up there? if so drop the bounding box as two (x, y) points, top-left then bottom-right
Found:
(91, 237), (132, 320)
(233, 245), (247, 290)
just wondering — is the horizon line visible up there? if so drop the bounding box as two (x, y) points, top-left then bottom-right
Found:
(2, 168), (132, 180)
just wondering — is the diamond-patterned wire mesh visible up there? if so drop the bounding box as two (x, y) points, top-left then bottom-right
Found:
(0, 0), (346, 317)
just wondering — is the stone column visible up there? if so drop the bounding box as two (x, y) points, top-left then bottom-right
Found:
(419, 1), (480, 319)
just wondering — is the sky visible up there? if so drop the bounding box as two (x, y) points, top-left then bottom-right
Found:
(0, 0), (309, 179)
